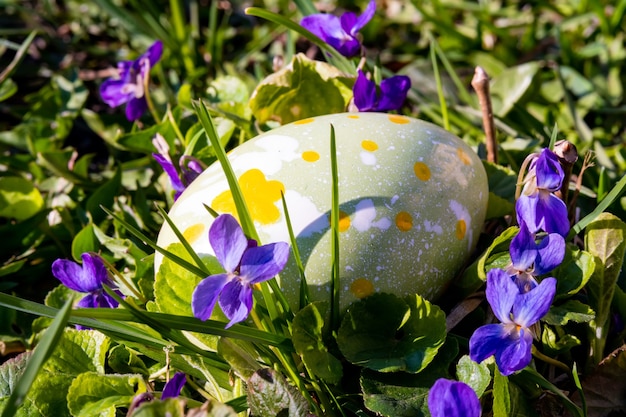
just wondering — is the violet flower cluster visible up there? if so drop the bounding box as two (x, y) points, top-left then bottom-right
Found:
(100, 40), (163, 121)
(470, 148), (568, 376)
(301, 1), (411, 113)
(300, 0), (376, 57)
(192, 214), (290, 328)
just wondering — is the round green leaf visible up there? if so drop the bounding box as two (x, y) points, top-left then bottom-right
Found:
(0, 176), (44, 221)
(337, 293), (446, 373)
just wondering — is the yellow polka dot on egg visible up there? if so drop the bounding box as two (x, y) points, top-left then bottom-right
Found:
(455, 219), (467, 240)
(414, 162), (431, 181)
(388, 115), (410, 124)
(361, 140), (378, 152)
(347, 114), (360, 119)
(294, 117), (315, 125)
(350, 278), (375, 299)
(302, 150), (320, 162)
(395, 211), (413, 231)
(183, 223), (205, 243)
(457, 148), (472, 165)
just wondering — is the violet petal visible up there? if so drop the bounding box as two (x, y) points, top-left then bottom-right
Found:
(239, 242), (290, 284)
(191, 273), (231, 321)
(209, 214), (248, 273)
(428, 379), (481, 417)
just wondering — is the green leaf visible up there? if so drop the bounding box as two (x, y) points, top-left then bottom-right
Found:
(456, 355), (491, 398)
(246, 368), (311, 417)
(553, 245), (596, 298)
(249, 53), (353, 125)
(337, 293), (446, 373)
(494, 370), (534, 417)
(490, 62), (540, 116)
(541, 326), (581, 354)
(0, 176), (44, 221)
(585, 212), (626, 365)
(0, 299), (72, 417)
(486, 192), (515, 220)
(154, 243), (222, 317)
(67, 372), (147, 417)
(543, 300), (595, 326)
(360, 369), (432, 417)
(217, 338), (262, 381)
(455, 226), (519, 297)
(492, 369), (510, 417)
(360, 339), (459, 417)
(107, 345), (150, 377)
(71, 223), (100, 262)
(291, 302), (342, 385)
(85, 167), (121, 224)
(131, 398), (186, 417)
(44, 329), (110, 375)
(0, 79), (17, 102)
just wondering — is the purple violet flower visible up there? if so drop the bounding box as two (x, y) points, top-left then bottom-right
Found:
(507, 221), (565, 293)
(428, 379), (481, 417)
(152, 134), (204, 200)
(469, 268), (556, 376)
(516, 148), (569, 237)
(162, 372), (186, 399)
(300, 0), (376, 57)
(52, 253), (122, 310)
(192, 214), (289, 328)
(100, 40), (163, 121)
(353, 69), (411, 112)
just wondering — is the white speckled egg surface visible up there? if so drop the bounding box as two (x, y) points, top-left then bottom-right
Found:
(156, 113), (488, 310)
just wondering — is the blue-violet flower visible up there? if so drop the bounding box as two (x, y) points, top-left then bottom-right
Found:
(100, 40), (163, 121)
(192, 214), (289, 328)
(52, 253), (122, 310)
(469, 268), (556, 376)
(428, 378), (481, 417)
(152, 134), (204, 200)
(300, 0), (376, 57)
(162, 372), (186, 399)
(516, 148), (569, 237)
(353, 69), (411, 112)
(507, 221), (565, 293)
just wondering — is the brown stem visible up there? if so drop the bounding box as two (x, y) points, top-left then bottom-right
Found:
(471, 66), (498, 164)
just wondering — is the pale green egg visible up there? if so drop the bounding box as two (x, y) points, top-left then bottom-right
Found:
(156, 113), (488, 310)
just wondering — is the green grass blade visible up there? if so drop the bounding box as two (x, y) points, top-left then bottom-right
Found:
(193, 100), (258, 241)
(155, 204), (212, 276)
(245, 7), (354, 74)
(432, 40), (473, 106)
(519, 368), (584, 417)
(549, 123), (559, 149)
(429, 36), (450, 131)
(1, 299), (72, 417)
(100, 206), (208, 278)
(280, 192), (310, 308)
(293, 0), (318, 16)
(570, 174), (626, 237)
(0, 30), (37, 83)
(329, 124), (341, 329)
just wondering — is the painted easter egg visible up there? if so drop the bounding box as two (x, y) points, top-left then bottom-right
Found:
(155, 113), (488, 310)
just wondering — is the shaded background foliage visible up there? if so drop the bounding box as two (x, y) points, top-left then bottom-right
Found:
(0, 0), (626, 415)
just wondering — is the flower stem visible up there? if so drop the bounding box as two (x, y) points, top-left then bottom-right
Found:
(531, 345), (571, 374)
(143, 67), (161, 123)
